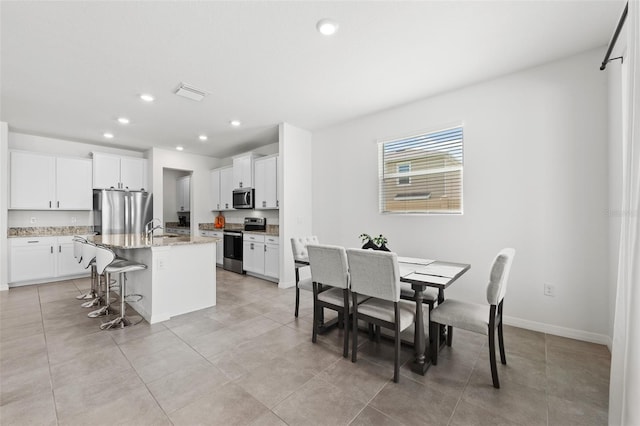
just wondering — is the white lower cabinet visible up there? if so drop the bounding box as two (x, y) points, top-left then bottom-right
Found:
(200, 230), (223, 266)
(9, 236), (89, 285)
(243, 234), (279, 280)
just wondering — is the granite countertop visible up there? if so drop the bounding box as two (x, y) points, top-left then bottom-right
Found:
(89, 233), (220, 249)
(8, 226), (95, 237)
(198, 223), (279, 236)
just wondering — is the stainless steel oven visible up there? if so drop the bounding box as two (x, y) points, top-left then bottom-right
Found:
(223, 230), (243, 273)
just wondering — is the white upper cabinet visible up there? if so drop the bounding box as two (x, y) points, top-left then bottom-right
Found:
(93, 152), (147, 190)
(210, 169), (221, 211)
(210, 166), (234, 211)
(56, 157), (93, 210)
(10, 151), (92, 210)
(176, 175), (190, 212)
(254, 155), (278, 209)
(220, 167), (234, 210)
(232, 153), (259, 189)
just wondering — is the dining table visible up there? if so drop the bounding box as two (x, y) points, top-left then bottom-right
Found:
(398, 257), (471, 375)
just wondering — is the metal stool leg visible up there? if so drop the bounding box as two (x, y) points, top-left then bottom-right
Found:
(81, 265), (101, 308)
(101, 272), (140, 330)
(88, 271), (113, 318)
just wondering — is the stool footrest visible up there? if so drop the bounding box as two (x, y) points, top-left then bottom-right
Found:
(124, 294), (143, 303)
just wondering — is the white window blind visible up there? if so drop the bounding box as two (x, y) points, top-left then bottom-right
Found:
(378, 126), (463, 214)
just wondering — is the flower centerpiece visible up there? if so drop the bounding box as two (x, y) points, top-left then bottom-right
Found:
(359, 233), (390, 251)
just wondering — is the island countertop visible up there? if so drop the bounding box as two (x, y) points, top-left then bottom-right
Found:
(89, 233), (220, 249)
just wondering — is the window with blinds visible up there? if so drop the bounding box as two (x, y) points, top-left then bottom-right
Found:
(378, 126), (463, 214)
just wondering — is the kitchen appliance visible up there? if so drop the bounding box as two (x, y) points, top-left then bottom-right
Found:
(232, 188), (254, 209)
(93, 189), (153, 235)
(178, 215), (188, 227)
(222, 217), (267, 274)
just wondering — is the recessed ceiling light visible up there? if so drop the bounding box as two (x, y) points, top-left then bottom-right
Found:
(140, 94), (155, 102)
(199, 135), (208, 141)
(103, 132), (114, 139)
(316, 19), (339, 36)
(117, 117), (130, 124)
(176, 146), (184, 151)
(230, 120), (241, 127)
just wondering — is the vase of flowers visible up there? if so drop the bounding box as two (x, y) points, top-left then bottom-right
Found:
(359, 233), (390, 251)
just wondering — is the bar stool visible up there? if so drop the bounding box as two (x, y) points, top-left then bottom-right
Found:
(93, 244), (146, 330)
(73, 237), (97, 301)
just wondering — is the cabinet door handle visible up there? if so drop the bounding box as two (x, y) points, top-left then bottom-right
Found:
(50, 246), (53, 254)
(57, 201), (60, 208)
(59, 246), (61, 253)
(264, 245), (266, 252)
(27, 240), (39, 243)
(49, 201), (52, 208)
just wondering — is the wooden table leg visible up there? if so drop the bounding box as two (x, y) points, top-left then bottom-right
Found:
(411, 285), (431, 375)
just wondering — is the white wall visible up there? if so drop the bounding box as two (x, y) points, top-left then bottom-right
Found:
(0, 122), (9, 291)
(607, 25), (627, 343)
(149, 148), (220, 234)
(279, 122), (312, 288)
(312, 48), (610, 343)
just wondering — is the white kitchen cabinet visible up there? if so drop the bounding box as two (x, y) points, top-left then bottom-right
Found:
(264, 235), (280, 279)
(56, 236), (89, 277)
(10, 236), (91, 285)
(200, 230), (223, 266)
(210, 169), (221, 211)
(219, 167), (234, 210)
(210, 166), (234, 211)
(243, 234), (279, 280)
(9, 237), (57, 283)
(254, 155), (278, 209)
(93, 152), (147, 190)
(176, 175), (190, 212)
(243, 234), (265, 275)
(232, 153), (260, 189)
(10, 151), (92, 210)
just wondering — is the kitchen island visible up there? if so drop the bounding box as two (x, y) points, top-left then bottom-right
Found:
(90, 233), (219, 324)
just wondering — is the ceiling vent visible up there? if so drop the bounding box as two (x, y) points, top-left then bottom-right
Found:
(174, 83), (208, 101)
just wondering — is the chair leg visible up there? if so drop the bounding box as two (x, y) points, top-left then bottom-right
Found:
(447, 325), (453, 346)
(342, 290), (349, 358)
(489, 329), (500, 388)
(394, 302), (401, 383)
(375, 325), (381, 343)
(295, 285), (300, 317)
(368, 323), (374, 341)
(352, 295), (359, 363)
(498, 318), (507, 365)
(429, 321), (439, 365)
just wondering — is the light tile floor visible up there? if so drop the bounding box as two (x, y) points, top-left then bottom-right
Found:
(0, 269), (611, 425)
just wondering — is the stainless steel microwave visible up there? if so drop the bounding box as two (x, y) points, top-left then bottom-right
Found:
(232, 188), (254, 209)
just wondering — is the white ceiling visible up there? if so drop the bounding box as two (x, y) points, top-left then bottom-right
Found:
(0, 0), (624, 158)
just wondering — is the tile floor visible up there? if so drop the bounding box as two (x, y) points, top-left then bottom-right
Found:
(1, 269), (611, 425)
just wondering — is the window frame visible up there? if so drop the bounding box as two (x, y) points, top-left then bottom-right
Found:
(377, 125), (464, 215)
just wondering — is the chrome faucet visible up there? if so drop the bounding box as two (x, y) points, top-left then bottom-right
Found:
(145, 218), (163, 239)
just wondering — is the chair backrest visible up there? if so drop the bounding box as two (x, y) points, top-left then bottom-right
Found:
(72, 236), (87, 262)
(346, 248), (400, 302)
(94, 244), (116, 275)
(486, 248), (516, 305)
(80, 241), (97, 269)
(307, 244), (349, 289)
(290, 236), (319, 263)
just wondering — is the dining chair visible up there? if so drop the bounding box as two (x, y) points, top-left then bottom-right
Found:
(347, 248), (417, 383)
(429, 248), (515, 388)
(290, 236), (319, 317)
(307, 244), (355, 357)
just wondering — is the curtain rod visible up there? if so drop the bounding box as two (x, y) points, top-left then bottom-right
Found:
(600, 2), (628, 70)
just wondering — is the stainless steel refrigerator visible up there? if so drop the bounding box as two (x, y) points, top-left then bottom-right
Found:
(93, 189), (153, 235)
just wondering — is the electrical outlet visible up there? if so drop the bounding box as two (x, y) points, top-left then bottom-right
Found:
(71, 217), (77, 224)
(30, 217), (37, 224)
(544, 283), (555, 297)
(157, 258), (165, 270)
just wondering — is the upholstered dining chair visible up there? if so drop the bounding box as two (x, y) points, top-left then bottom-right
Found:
(290, 236), (319, 317)
(307, 244), (355, 357)
(429, 248), (515, 388)
(347, 248), (417, 383)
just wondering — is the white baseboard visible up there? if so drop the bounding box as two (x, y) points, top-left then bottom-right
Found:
(0, 284), (8, 292)
(504, 315), (612, 348)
